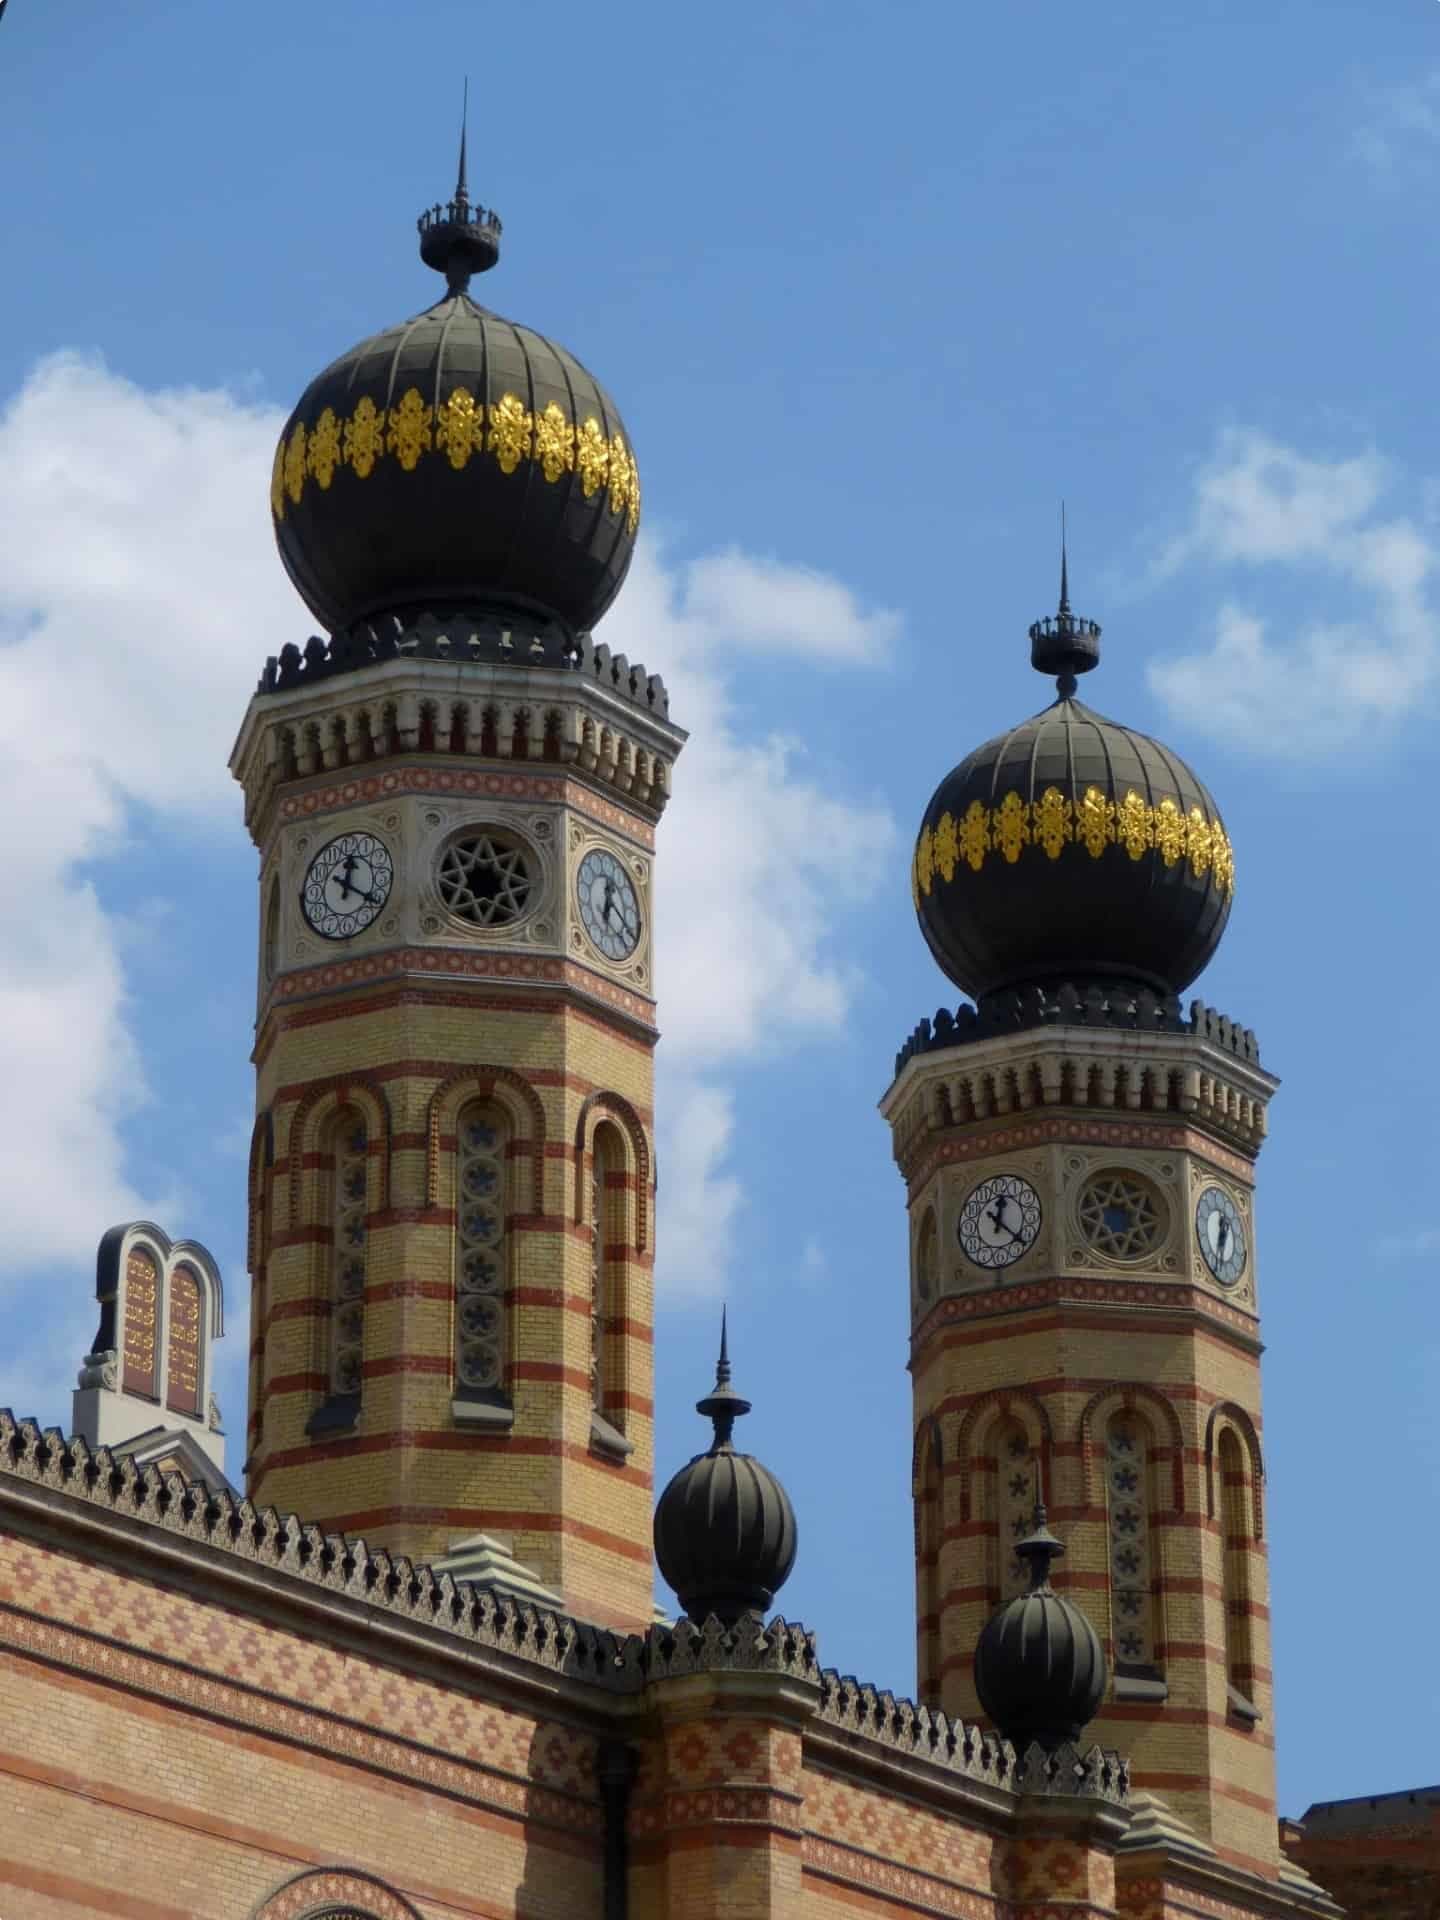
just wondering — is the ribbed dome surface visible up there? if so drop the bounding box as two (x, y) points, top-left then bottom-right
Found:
(271, 291), (638, 638)
(653, 1319), (798, 1624)
(973, 1509), (1107, 1752)
(654, 1446), (798, 1624)
(914, 694), (1233, 1007)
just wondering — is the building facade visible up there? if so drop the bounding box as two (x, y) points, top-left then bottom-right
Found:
(0, 145), (1407, 1920)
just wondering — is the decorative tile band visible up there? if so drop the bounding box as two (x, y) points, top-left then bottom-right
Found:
(271, 389), (640, 536)
(913, 787), (1234, 904)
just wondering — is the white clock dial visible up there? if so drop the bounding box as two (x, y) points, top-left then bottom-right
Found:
(577, 847), (641, 962)
(300, 832), (393, 941)
(957, 1174), (1042, 1270)
(1195, 1185), (1247, 1287)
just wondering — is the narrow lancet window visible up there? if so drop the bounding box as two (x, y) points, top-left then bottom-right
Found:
(330, 1111), (368, 1398)
(454, 1104), (507, 1399)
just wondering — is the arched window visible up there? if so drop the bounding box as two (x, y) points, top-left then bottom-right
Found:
(991, 1417), (1035, 1605)
(165, 1263), (203, 1416)
(329, 1108), (369, 1400)
(123, 1245), (160, 1399)
(590, 1121), (631, 1454)
(1218, 1427), (1258, 1720)
(914, 1207), (938, 1312)
(915, 1424), (942, 1703)
(453, 1102), (509, 1415)
(1106, 1414), (1164, 1685)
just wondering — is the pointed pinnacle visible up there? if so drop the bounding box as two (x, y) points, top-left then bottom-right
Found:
(456, 78), (470, 203)
(717, 1305), (731, 1387)
(1058, 502), (1071, 618)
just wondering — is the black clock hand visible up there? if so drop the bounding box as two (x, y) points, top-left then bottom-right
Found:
(601, 877), (618, 927)
(1215, 1217), (1230, 1258)
(985, 1197), (1019, 1242)
(333, 853), (361, 901)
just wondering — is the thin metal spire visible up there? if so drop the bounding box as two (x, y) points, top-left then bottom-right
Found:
(456, 78), (470, 204)
(696, 1305), (750, 1449)
(1058, 502), (1071, 618)
(717, 1304), (731, 1387)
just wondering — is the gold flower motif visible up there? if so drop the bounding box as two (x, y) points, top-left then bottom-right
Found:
(1116, 790), (1152, 861)
(911, 850), (921, 911)
(576, 417), (610, 498)
(931, 811), (959, 884)
(344, 396), (386, 479)
(1211, 822), (1236, 897)
(307, 407), (342, 491)
(1032, 787), (1072, 859)
(959, 799), (990, 871)
(487, 392), (534, 475)
(607, 433), (633, 519)
(1078, 785), (1116, 859)
(283, 422), (308, 507)
(627, 457), (641, 535)
(915, 827), (935, 897)
(1186, 807), (1213, 879)
(387, 388), (433, 472)
(1152, 797), (1186, 867)
(993, 791), (1028, 864)
(270, 439), (286, 522)
(435, 389), (484, 471)
(534, 401), (575, 482)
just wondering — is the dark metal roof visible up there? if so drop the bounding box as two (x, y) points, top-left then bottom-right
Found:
(914, 691), (1232, 1010)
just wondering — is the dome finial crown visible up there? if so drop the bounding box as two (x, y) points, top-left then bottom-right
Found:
(694, 1305), (752, 1450)
(417, 81), (502, 293)
(1029, 504), (1101, 695)
(1014, 1463), (1066, 1591)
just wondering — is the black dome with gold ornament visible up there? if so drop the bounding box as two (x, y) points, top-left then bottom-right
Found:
(270, 130), (639, 641)
(914, 552), (1234, 1010)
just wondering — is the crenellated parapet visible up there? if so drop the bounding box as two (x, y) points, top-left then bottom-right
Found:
(885, 994), (1276, 1183)
(231, 623), (684, 846)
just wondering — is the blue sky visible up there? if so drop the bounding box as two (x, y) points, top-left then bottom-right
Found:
(2, 0), (1438, 1819)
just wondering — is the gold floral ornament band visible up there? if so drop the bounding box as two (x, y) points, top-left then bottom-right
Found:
(913, 785), (1235, 906)
(271, 388), (640, 537)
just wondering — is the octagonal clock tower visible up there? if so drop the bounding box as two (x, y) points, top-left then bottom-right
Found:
(230, 152), (684, 1632)
(884, 568), (1287, 1879)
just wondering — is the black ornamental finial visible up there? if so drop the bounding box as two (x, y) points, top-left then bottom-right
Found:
(1029, 506), (1100, 696)
(418, 90), (501, 294)
(1014, 1459), (1065, 1592)
(694, 1306), (751, 1450)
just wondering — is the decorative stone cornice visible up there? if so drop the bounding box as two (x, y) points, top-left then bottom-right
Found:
(0, 1413), (1127, 1821)
(883, 1000), (1277, 1177)
(230, 623), (686, 846)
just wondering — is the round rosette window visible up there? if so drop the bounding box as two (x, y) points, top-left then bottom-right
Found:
(1076, 1169), (1167, 1262)
(437, 829), (536, 930)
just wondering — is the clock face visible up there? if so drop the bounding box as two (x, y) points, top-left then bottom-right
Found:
(957, 1174), (1043, 1270)
(576, 847), (641, 962)
(300, 831), (394, 941)
(1195, 1185), (1247, 1287)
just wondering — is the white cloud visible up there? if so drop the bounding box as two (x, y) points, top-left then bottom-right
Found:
(679, 549), (901, 666)
(1354, 69), (1440, 177)
(0, 351), (895, 1394)
(1376, 1227), (1440, 1259)
(1147, 428), (1436, 756)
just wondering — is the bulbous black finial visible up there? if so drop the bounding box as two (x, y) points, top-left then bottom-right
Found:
(974, 1460), (1107, 1752)
(1029, 504), (1101, 695)
(652, 1311), (798, 1624)
(417, 83), (502, 294)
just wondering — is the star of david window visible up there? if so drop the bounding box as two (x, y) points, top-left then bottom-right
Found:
(437, 832), (535, 928)
(1077, 1170), (1166, 1261)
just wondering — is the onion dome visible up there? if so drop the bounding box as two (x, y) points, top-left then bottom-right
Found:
(913, 547), (1234, 1011)
(974, 1487), (1106, 1752)
(270, 127), (639, 641)
(653, 1314), (798, 1625)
